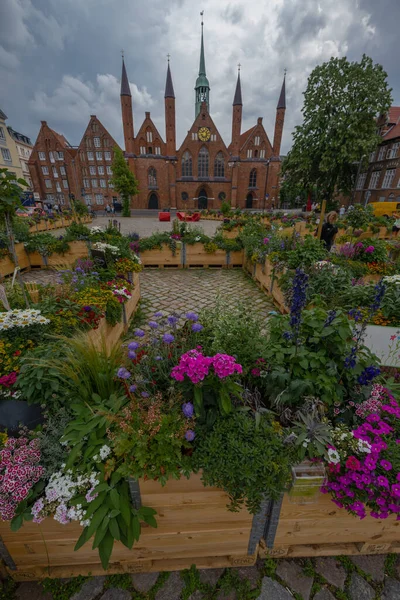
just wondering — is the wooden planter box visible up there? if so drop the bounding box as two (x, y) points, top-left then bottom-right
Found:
(227, 250), (244, 267)
(0, 244), (30, 276)
(86, 274), (140, 353)
(140, 244), (182, 268)
(363, 274), (382, 283)
(255, 261), (272, 292)
(261, 492), (400, 558)
(0, 473), (256, 580)
(45, 241), (89, 268)
(222, 230), (239, 239)
(0, 255), (15, 277)
(185, 243), (227, 267)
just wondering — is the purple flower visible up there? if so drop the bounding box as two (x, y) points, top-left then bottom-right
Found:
(263, 237), (269, 244)
(128, 350), (137, 359)
(128, 341), (139, 350)
(182, 402), (194, 418)
(192, 323), (203, 332)
(186, 312), (199, 322)
(154, 311), (163, 317)
(148, 321), (158, 329)
(117, 368), (131, 379)
(134, 329), (145, 337)
(380, 460), (392, 471)
(155, 356), (163, 361)
(163, 333), (175, 344)
(141, 391), (150, 398)
(377, 475), (389, 488)
(129, 384), (137, 392)
(185, 430), (195, 442)
(83, 305), (92, 312)
(365, 245), (375, 253)
(167, 315), (179, 326)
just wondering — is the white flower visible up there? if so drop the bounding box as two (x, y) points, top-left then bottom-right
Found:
(327, 448), (340, 464)
(302, 441), (308, 448)
(383, 275), (400, 285)
(90, 226), (104, 235)
(0, 309), (50, 332)
(357, 439), (372, 454)
(93, 242), (120, 255)
(99, 445), (111, 460)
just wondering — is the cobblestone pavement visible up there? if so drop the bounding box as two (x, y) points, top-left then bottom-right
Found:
(12, 554), (400, 599)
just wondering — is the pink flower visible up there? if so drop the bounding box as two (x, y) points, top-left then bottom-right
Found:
(380, 460), (392, 471)
(251, 368), (260, 377)
(0, 372), (17, 388)
(346, 456), (361, 471)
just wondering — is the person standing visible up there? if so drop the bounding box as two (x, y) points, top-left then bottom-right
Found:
(53, 203), (59, 214)
(106, 204), (111, 215)
(392, 212), (400, 238)
(319, 211), (338, 251)
(339, 205), (346, 217)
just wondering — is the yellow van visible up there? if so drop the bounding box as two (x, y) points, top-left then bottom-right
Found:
(368, 202), (400, 218)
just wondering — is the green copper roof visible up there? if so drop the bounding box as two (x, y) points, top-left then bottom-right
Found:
(199, 22), (206, 76)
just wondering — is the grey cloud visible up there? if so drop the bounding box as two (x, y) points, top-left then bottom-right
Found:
(221, 4), (244, 25)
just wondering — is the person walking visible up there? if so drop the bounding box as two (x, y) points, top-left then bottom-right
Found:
(319, 211), (339, 251)
(392, 212), (400, 238)
(339, 205), (346, 217)
(53, 203), (59, 214)
(106, 204), (111, 215)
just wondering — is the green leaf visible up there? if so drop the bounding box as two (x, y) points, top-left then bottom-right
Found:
(10, 515), (23, 532)
(109, 518), (120, 541)
(193, 386), (203, 416)
(120, 498), (131, 527)
(92, 522), (108, 549)
(98, 531), (114, 570)
(142, 514), (157, 528)
(86, 505), (109, 540)
(110, 488), (120, 510)
(74, 526), (91, 551)
(109, 509), (120, 519)
(84, 492), (107, 519)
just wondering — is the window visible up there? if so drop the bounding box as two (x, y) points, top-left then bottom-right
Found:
(139, 146), (146, 155)
(86, 137), (92, 148)
(254, 136), (260, 146)
(398, 178), (400, 189)
(356, 173), (367, 190)
(84, 195), (91, 206)
(108, 180), (114, 188)
(59, 196), (65, 205)
(211, 134), (217, 142)
(87, 152), (94, 160)
(93, 137), (101, 148)
(56, 182), (61, 192)
(38, 151), (46, 160)
(80, 152), (85, 162)
(96, 152), (102, 161)
(382, 169), (396, 189)
(89, 166), (96, 175)
(148, 147), (153, 154)
(214, 152), (225, 177)
(247, 149), (252, 158)
(390, 142), (400, 158)
(260, 149), (266, 159)
(369, 171), (381, 189)
(57, 151), (64, 160)
(104, 151), (111, 161)
(1, 148), (11, 161)
(60, 166), (66, 176)
(192, 132), (198, 141)
(98, 166), (104, 175)
(45, 179), (52, 189)
(52, 167), (58, 178)
(148, 167), (157, 187)
(146, 131), (153, 143)
(155, 147), (161, 155)
(92, 122), (98, 132)
(62, 179), (69, 189)
(218, 192), (226, 201)
(249, 168), (257, 188)
(91, 179), (98, 188)
(49, 151), (55, 163)
(106, 166), (112, 175)
(181, 192), (189, 201)
(0, 127), (5, 140)
(378, 147), (385, 161)
(46, 194), (54, 202)
(41, 166), (49, 175)
(182, 151), (193, 177)
(254, 150), (258, 158)
(100, 179), (106, 188)
(198, 147), (209, 177)
(103, 138), (110, 147)
(95, 194), (103, 205)
(83, 179), (90, 188)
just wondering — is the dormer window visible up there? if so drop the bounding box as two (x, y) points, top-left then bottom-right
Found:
(146, 131), (153, 143)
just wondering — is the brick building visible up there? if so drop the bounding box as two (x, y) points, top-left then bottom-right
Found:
(29, 21), (286, 211)
(354, 107), (400, 206)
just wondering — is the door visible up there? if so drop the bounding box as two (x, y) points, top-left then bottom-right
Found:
(246, 193), (253, 209)
(198, 188), (208, 210)
(148, 193), (159, 209)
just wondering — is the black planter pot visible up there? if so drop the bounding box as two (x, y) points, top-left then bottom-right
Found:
(0, 400), (43, 433)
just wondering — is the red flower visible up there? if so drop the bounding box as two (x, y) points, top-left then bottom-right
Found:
(345, 456), (361, 471)
(251, 368), (261, 377)
(0, 372), (17, 388)
(13, 350), (21, 357)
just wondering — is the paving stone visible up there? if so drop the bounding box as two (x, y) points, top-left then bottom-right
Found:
(131, 571), (159, 593)
(257, 577), (293, 599)
(276, 559), (313, 600)
(99, 590), (131, 600)
(154, 572), (184, 600)
(199, 568), (225, 587)
(348, 573), (375, 600)
(315, 557), (347, 589)
(188, 592), (203, 600)
(313, 589), (336, 600)
(382, 577), (400, 599)
(234, 566), (261, 589)
(70, 577), (106, 600)
(350, 554), (386, 582)
(217, 591), (237, 600)
(15, 582), (54, 600)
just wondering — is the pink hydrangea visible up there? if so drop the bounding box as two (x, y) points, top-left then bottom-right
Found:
(171, 350), (242, 384)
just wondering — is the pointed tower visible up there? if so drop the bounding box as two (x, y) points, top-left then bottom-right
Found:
(231, 66), (243, 158)
(120, 56), (135, 154)
(164, 58), (176, 157)
(272, 73), (286, 157)
(194, 13), (210, 117)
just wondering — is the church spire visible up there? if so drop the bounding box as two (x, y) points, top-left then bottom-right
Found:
(164, 58), (175, 98)
(195, 11), (210, 117)
(277, 72), (286, 109)
(120, 56), (131, 97)
(233, 65), (242, 106)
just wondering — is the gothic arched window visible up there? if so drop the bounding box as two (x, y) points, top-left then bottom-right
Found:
(214, 152), (225, 177)
(198, 147), (209, 177)
(148, 167), (157, 187)
(249, 168), (257, 188)
(182, 151), (192, 177)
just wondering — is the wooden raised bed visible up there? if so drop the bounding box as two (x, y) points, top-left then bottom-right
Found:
(261, 492), (400, 558)
(0, 473), (256, 580)
(185, 243), (227, 267)
(0, 244), (31, 277)
(140, 244), (182, 268)
(44, 241), (89, 268)
(86, 273), (140, 353)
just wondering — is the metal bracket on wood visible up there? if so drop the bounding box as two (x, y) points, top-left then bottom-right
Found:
(0, 535), (16, 571)
(128, 478), (142, 510)
(263, 494), (284, 548)
(226, 251), (231, 266)
(181, 243), (186, 267)
(247, 495), (270, 555)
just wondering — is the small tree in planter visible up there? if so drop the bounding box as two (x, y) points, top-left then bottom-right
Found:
(111, 147), (139, 217)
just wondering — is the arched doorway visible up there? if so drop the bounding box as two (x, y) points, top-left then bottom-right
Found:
(198, 188), (208, 210)
(148, 193), (159, 209)
(246, 193), (253, 209)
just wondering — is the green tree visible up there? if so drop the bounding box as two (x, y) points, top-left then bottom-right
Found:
(282, 55), (392, 200)
(0, 168), (30, 306)
(110, 147), (139, 217)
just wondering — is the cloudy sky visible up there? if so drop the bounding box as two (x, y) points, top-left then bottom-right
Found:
(1, 0), (399, 155)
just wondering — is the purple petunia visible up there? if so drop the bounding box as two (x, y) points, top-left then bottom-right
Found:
(167, 315), (179, 326)
(154, 311), (163, 317)
(185, 430), (195, 442)
(128, 341), (139, 350)
(148, 321), (158, 329)
(155, 356), (163, 361)
(141, 391), (150, 398)
(117, 368), (131, 379)
(128, 350), (137, 359)
(182, 402), (194, 418)
(192, 323), (203, 332)
(186, 312), (199, 322)
(163, 333), (175, 344)
(134, 329), (145, 337)
(83, 306), (92, 312)
(129, 384), (137, 392)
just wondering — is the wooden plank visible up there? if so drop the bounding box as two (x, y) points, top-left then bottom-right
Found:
(140, 245), (182, 267)
(185, 243), (227, 267)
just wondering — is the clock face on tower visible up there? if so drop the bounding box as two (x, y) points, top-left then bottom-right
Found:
(198, 127), (211, 142)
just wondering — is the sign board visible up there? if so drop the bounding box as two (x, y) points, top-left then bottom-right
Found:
(33, 192), (40, 200)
